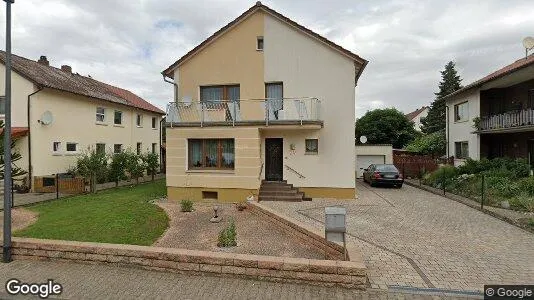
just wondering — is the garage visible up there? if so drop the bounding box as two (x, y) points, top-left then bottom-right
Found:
(355, 145), (393, 178)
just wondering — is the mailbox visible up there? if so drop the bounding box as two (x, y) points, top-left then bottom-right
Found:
(324, 206), (346, 243)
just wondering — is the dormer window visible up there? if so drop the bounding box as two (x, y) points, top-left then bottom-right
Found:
(256, 36), (264, 51)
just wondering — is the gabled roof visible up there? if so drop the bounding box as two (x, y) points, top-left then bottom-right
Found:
(162, 1), (368, 85)
(443, 54), (534, 101)
(0, 51), (165, 115)
(405, 106), (429, 121)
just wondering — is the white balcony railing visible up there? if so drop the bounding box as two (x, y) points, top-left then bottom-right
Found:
(480, 108), (534, 131)
(166, 97), (321, 126)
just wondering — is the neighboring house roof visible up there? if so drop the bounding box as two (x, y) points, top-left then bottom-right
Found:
(442, 54), (534, 101)
(0, 51), (165, 115)
(0, 127), (29, 139)
(162, 1), (368, 85)
(405, 106), (429, 121)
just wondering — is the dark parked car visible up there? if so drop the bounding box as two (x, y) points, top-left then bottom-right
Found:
(362, 164), (403, 188)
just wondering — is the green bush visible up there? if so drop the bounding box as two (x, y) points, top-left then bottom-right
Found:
(218, 218), (237, 247)
(457, 157), (530, 179)
(108, 152), (128, 187)
(518, 177), (534, 196)
(508, 194), (534, 212)
(423, 165), (457, 188)
(405, 131), (446, 156)
(180, 199), (194, 212)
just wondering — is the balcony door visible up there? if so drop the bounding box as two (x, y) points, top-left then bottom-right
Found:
(265, 82), (283, 120)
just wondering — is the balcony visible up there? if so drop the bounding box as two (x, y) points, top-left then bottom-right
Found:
(166, 97), (322, 128)
(479, 108), (534, 132)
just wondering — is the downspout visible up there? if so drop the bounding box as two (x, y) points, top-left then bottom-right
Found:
(162, 75), (178, 101)
(27, 86), (44, 190)
(446, 105), (450, 159)
(159, 117), (165, 173)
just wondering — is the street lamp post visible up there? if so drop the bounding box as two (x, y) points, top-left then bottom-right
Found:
(3, 0), (15, 263)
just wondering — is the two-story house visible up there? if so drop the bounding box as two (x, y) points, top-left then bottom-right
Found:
(444, 54), (534, 167)
(162, 2), (367, 202)
(0, 51), (165, 189)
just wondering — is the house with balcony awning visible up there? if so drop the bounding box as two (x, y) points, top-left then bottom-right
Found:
(162, 2), (367, 202)
(443, 53), (534, 167)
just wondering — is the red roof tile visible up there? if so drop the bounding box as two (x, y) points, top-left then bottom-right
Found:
(443, 54), (534, 100)
(405, 106), (429, 121)
(0, 51), (165, 115)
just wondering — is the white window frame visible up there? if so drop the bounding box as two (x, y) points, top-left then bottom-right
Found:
(96, 143), (106, 155)
(114, 110), (123, 125)
(136, 114), (143, 127)
(455, 141), (469, 159)
(151, 117), (157, 129)
(65, 142), (78, 155)
(305, 139), (319, 155)
(96, 107), (105, 123)
(256, 36), (264, 51)
(454, 102), (469, 122)
(52, 141), (62, 154)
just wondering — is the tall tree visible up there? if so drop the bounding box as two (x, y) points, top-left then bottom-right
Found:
(421, 61), (463, 134)
(355, 108), (418, 149)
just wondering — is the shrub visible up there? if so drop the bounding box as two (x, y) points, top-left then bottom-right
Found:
(518, 177), (534, 196)
(180, 199), (193, 212)
(142, 152), (159, 181)
(125, 150), (146, 184)
(218, 218), (237, 247)
(508, 194), (534, 212)
(405, 131), (446, 156)
(423, 165), (457, 188)
(108, 152), (128, 187)
(76, 147), (108, 193)
(457, 157), (530, 179)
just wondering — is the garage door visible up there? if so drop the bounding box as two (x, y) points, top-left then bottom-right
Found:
(356, 155), (385, 178)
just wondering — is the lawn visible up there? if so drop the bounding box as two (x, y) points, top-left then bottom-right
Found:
(15, 179), (169, 246)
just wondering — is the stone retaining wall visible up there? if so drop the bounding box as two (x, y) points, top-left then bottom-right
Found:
(9, 237), (366, 288)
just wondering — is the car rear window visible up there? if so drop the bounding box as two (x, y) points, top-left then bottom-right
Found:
(375, 165), (398, 172)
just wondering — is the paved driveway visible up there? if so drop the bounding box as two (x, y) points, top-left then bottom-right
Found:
(262, 180), (534, 292)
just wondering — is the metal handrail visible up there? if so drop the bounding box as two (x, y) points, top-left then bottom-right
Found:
(284, 164), (305, 179)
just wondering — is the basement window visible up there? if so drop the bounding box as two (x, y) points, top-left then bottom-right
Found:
(256, 36), (264, 51)
(202, 191), (218, 200)
(66, 142), (78, 153)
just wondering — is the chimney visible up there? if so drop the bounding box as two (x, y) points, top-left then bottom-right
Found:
(37, 55), (49, 66)
(61, 65), (72, 73)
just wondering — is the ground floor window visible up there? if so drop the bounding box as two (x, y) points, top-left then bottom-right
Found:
(305, 139), (318, 154)
(114, 144), (122, 154)
(66, 142), (78, 153)
(455, 141), (469, 159)
(136, 142), (142, 155)
(188, 139), (234, 170)
(96, 143), (105, 155)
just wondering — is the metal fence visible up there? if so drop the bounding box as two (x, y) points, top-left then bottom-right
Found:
(166, 97), (321, 126)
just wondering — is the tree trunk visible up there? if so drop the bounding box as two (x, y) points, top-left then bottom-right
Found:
(151, 172), (154, 181)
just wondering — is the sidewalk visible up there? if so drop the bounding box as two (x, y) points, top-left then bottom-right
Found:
(0, 174), (166, 210)
(0, 260), (480, 299)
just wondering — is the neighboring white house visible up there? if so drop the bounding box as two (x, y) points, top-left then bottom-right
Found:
(442, 54), (534, 167)
(162, 2), (368, 202)
(0, 51), (165, 189)
(405, 106), (429, 131)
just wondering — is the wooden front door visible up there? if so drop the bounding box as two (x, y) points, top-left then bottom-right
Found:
(265, 138), (283, 181)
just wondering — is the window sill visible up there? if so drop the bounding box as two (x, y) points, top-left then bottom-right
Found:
(136, 126), (143, 128)
(52, 153), (63, 156)
(152, 127), (158, 130)
(454, 120), (469, 124)
(305, 152), (318, 155)
(256, 48), (264, 52)
(186, 169), (235, 174)
(96, 122), (108, 126)
(64, 152), (79, 156)
(113, 124), (125, 128)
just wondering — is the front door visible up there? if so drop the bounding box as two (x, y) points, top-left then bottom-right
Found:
(265, 138), (283, 181)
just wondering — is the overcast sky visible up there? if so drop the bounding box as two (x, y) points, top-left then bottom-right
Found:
(1, 0), (533, 117)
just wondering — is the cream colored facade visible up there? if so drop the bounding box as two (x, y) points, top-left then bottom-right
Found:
(0, 64), (163, 184)
(165, 5), (366, 202)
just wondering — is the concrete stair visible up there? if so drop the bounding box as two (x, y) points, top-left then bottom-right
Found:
(258, 180), (311, 202)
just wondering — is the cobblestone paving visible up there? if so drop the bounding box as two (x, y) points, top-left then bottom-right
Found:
(262, 180), (534, 292)
(0, 260), (481, 299)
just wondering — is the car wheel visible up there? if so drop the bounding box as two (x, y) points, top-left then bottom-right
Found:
(369, 180), (375, 187)
(395, 184), (402, 189)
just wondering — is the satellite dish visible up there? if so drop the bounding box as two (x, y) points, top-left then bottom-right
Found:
(40, 111), (54, 125)
(523, 36), (534, 50)
(359, 136), (367, 144)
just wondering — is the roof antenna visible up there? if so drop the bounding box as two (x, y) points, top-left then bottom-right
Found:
(523, 36), (534, 59)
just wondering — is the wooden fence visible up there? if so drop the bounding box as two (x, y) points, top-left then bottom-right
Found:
(393, 150), (453, 178)
(33, 175), (85, 194)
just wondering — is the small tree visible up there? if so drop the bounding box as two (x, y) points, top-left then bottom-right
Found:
(0, 120), (27, 179)
(108, 151), (128, 187)
(405, 130), (446, 157)
(125, 150), (145, 184)
(76, 147), (107, 193)
(142, 152), (159, 181)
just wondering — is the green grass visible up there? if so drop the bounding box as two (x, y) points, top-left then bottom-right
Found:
(15, 179), (169, 246)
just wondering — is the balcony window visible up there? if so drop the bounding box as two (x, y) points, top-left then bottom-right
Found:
(114, 111), (123, 125)
(96, 107), (105, 122)
(188, 139), (234, 170)
(266, 82), (283, 120)
(454, 102), (468, 122)
(200, 85), (240, 103)
(455, 141), (469, 159)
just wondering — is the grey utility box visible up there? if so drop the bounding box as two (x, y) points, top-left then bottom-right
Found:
(324, 206), (346, 243)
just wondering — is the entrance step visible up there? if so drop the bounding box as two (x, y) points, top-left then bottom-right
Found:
(258, 181), (309, 202)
